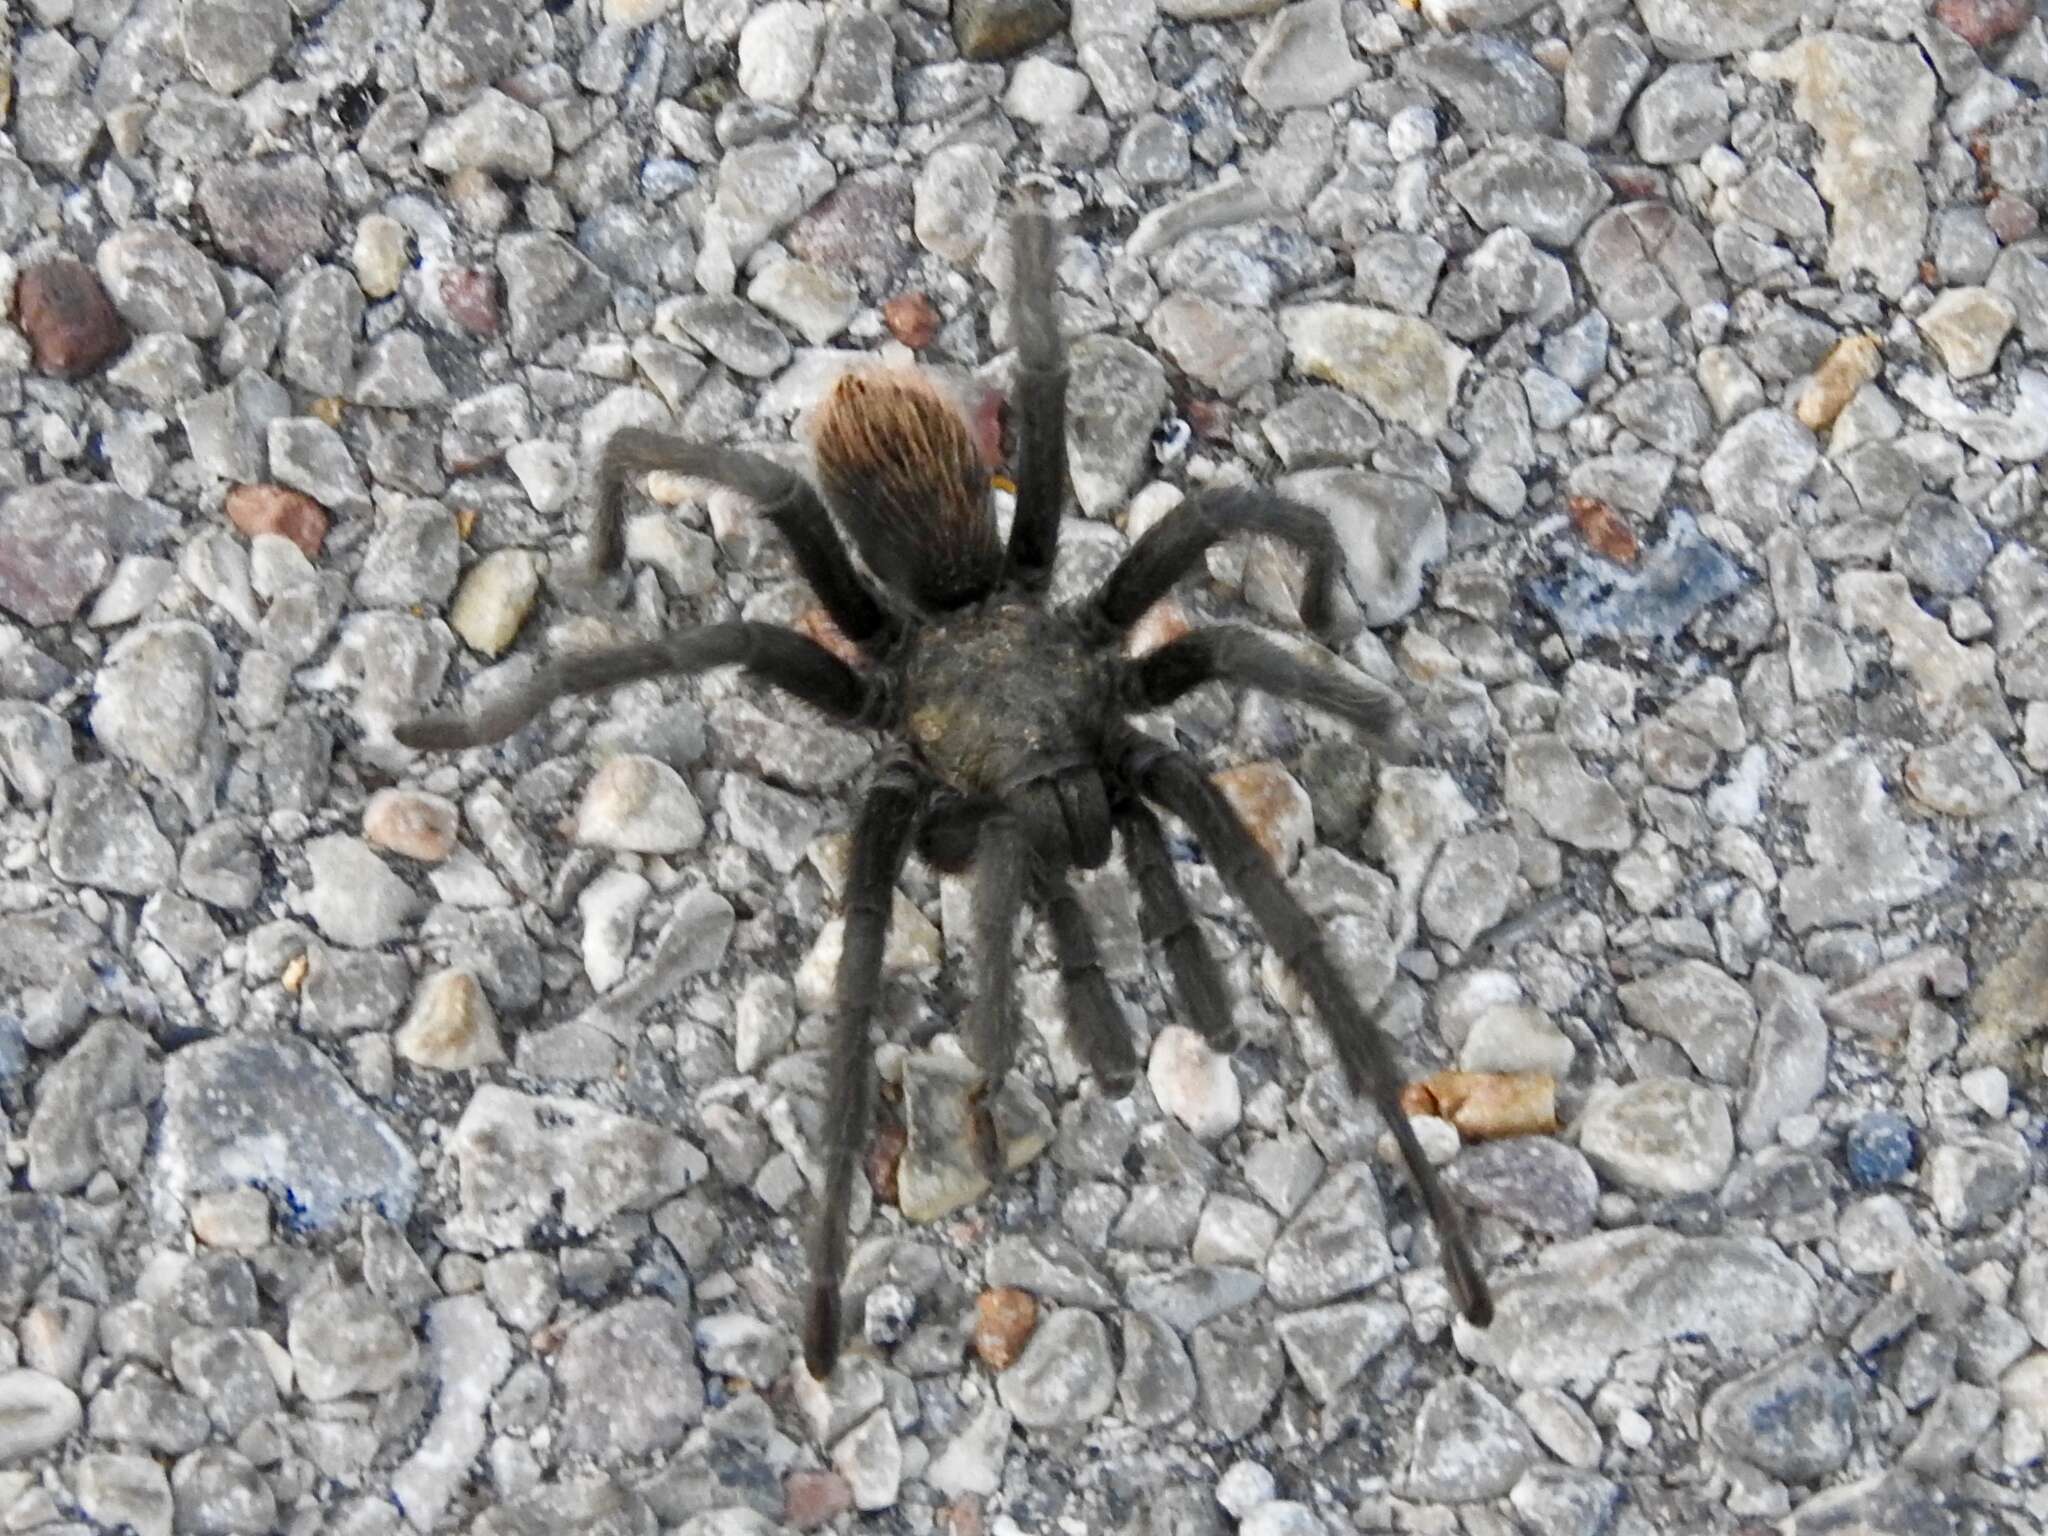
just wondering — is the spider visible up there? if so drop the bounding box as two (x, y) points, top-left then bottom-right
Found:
(398, 197), (1493, 1379)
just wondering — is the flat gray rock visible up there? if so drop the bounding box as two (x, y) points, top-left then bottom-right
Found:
(156, 1035), (419, 1228)
(1457, 1228), (1819, 1389)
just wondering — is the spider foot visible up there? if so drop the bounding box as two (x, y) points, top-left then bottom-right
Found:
(802, 1283), (841, 1380)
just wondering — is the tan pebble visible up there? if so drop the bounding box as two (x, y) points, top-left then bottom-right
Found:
(449, 548), (541, 656)
(395, 969), (505, 1071)
(973, 1287), (1038, 1371)
(281, 952), (309, 993)
(363, 787), (460, 862)
(1794, 333), (1881, 431)
(352, 214), (407, 299)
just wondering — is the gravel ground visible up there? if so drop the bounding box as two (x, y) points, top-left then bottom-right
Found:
(3, 1), (2048, 1533)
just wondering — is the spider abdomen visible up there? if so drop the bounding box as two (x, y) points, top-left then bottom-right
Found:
(902, 598), (1116, 862)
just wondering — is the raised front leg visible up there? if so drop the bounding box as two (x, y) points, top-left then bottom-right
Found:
(1003, 201), (1069, 591)
(1123, 625), (1415, 763)
(597, 430), (897, 648)
(396, 622), (876, 751)
(1083, 486), (1347, 642)
(805, 759), (927, 1379)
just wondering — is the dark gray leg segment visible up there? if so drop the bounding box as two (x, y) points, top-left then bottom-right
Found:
(598, 429), (896, 647)
(804, 760), (926, 1379)
(1118, 800), (1238, 1052)
(1003, 203), (1069, 590)
(396, 622), (874, 751)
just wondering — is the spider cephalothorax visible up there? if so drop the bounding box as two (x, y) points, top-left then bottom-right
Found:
(398, 198), (1493, 1379)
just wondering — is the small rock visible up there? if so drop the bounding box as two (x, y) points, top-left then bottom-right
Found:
(1066, 334), (1169, 515)
(1445, 1138), (1599, 1238)
(1637, 0), (1801, 58)
(16, 259), (127, 377)
(1504, 735), (1632, 851)
(1703, 1347), (1855, 1482)
(196, 157), (331, 280)
(363, 787), (459, 862)
(1617, 960), (1758, 1085)
(914, 144), (1002, 264)
(1795, 334), (1882, 431)
(974, 1287), (1038, 1371)
(157, 1034), (419, 1227)
(832, 1408), (902, 1512)
(1576, 1078), (1734, 1196)
(1244, 0), (1367, 111)
(557, 1298), (702, 1460)
(0, 1368), (81, 1461)
(1279, 304), (1469, 436)
(1405, 1378), (1536, 1502)
(953, 0), (1068, 62)
(882, 292), (940, 349)
(95, 224), (226, 339)
(1629, 64), (1729, 165)
(303, 835), (420, 948)
(1145, 294), (1285, 401)
(1845, 1112), (1917, 1188)
(1927, 1132), (2030, 1231)
(1192, 1313), (1285, 1438)
(1146, 1025), (1240, 1140)
(169, 1448), (275, 1536)
(574, 755), (706, 854)
(449, 549), (542, 657)
(74, 1454), (173, 1536)
(444, 1084), (706, 1246)
(224, 484), (327, 558)
(1917, 287), (2016, 379)
(48, 763), (176, 896)
(288, 1286), (417, 1400)
(1443, 137), (1611, 249)
(395, 970), (505, 1071)
(1905, 726), (2021, 817)
(995, 1308), (1115, 1428)
(1264, 1162), (1393, 1308)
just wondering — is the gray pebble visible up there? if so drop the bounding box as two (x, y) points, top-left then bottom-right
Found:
(1405, 1377), (1536, 1502)
(558, 1298), (703, 1460)
(96, 224), (226, 339)
(157, 1034), (419, 1227)
(48, 763), (176, 897)
(1191, 1312), (1284, 1439)
(1702, 1346), (1855, 1482)
(996, 1307), (1116, 1428)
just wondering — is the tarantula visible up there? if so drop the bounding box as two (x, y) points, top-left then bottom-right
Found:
(398, 199), (1492, 1378)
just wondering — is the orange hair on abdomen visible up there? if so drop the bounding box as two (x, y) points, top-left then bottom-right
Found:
(811, 369), (999, 612)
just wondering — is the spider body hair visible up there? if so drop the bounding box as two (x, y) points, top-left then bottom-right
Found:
(395, 199), (1497, 1383)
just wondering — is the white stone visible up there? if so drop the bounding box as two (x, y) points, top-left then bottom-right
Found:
(1148, 1024), (1242, 1140)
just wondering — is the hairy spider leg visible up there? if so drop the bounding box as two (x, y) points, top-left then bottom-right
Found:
(805, 758), (927, 1380)
(964, 813), (1031, 1177)
(596, 431), (898, 648)
(1125, 625), (1415, 764)
(1085, 485), (1349, 642)
(1117, 800), (1239, 1053)
(395, 622), (874, 751)
(1004, 200), (1069, 591)
(1037, 866), (1141, 1092)
(1116, 730), (1495, 1328)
